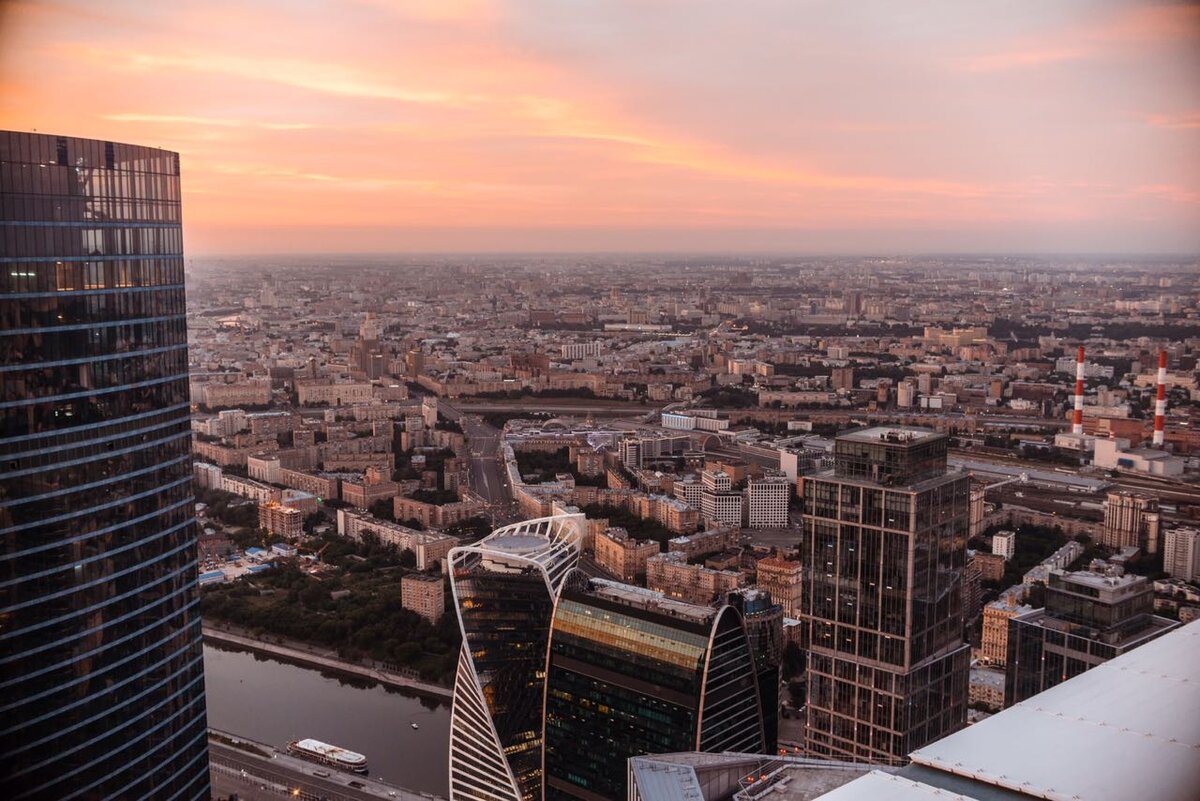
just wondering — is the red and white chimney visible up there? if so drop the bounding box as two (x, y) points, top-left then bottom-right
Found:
(1153, 350), (1167, 447)
(1072, 345), (1085, 435)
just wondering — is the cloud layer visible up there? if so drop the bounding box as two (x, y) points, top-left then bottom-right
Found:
(1, 0), (1197, 253)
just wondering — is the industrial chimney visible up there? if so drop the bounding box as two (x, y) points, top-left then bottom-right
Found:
(1153, 350), (1167, 447)
(1072, 345), (1085, 435)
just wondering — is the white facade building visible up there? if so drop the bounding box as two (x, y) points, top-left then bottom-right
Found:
(1163, 526), (1200, 583)
(992, 530), (1017, 562)
(746, 474), (790, 528)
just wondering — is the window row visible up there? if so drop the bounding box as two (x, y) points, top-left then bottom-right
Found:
(0, 162), (181, 201)
(1, 224), (182, 260)
(1, 194), (182, 226)
(0, 133), (178, 175)
(0, 258), (183, 294)
(0, 373), (191, 438)
(1, 317), (188, 367)
(1, 287), (186, 328)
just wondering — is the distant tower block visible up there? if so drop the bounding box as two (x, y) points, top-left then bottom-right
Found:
(1153, 350), (1167, 447)
(1072, 345), (1085, 435)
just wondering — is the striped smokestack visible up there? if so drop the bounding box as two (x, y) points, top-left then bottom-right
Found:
(1153, 349), (1167, 447)
(1072, 345), (1085, 435)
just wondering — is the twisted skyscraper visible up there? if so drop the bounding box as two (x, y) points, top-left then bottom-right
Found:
(447, 514), (585, 801)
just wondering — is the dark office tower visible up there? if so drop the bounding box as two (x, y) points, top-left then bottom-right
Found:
(1005, 568), (1179, 707)
(543, 573), (767, 801)
(0, 132), (209, 800)
(798, 427), (969, 766)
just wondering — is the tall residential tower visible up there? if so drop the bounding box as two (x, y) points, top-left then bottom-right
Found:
(797, 427), (969, 765)
(0, 132), (210, 799)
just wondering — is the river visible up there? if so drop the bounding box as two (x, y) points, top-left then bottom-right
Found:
(203, 643), (452, 795)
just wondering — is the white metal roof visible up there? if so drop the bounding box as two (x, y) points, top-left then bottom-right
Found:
(810, 622), (1200, 801)
(910, 620), (1200, 801)
(814, 771), (977, 800)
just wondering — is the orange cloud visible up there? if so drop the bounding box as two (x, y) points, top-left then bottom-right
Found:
(1144, 111), (1200, 130)
(1, 0), (1196, 253)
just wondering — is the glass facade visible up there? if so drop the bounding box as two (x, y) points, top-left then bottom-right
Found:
(446, 515), (584, 801)
(0, 132), (210, 800)
(543, 576), (765, 801)
(799, 427), (969, 765)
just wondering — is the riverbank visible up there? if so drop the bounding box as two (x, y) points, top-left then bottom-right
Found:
(202, 624), (454, 700)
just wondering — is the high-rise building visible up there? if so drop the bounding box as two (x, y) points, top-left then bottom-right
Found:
(1162, 526), (1200, 583)
(543, 574), (767, 801)
(1100, 490), (1160, 553)
(0, 131), (211, 799)
(797, 427), (970, 765)
(447, 514), (585, 801)
(1005, 568), (1179, 707)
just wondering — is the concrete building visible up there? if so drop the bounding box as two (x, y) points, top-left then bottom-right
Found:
(798, 427), (969, 765)
(1163, 526), (1200, 582)
(646, 551), (742, 605)
(400, 574), (445, 624)
(202, 378), (272, 408)
(992, 529), (1016, 561)
(258, 502), (305, 539)
(296, 380), (375, 406)
(980, 591), (1032, 667)
(1093, 436), (1184, 477)
(968, 667), (1006, 712)
(746, 473), (790, 528)
(700, 470), (744, 527)
(1100, 490), (1161, 553)
(593, 527), (661, 583)
(560, 341), (601, 360)
(667, 526), (740, 561)
(336, 508), (456, 570)
(755, 556), (803, 619)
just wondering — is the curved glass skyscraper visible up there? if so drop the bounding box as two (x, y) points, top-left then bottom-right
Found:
(0, 132), (210, 800)
(447, 514), (584, 801)
(542, 573), (766, 801)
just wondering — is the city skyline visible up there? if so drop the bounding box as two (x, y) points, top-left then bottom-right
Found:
(2, 1), (1198, 255)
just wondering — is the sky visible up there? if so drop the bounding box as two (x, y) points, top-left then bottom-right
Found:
(1, 0), (1197, 255)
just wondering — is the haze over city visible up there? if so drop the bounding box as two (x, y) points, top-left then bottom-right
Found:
(1, 0), (1198, 254)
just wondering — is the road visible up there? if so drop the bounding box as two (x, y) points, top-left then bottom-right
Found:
(448, 406), (523, 528)
(209, 736), (441, 801)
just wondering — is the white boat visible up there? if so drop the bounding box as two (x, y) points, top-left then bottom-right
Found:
(287, 738), (368, 774)
(410, 722), (419, 730)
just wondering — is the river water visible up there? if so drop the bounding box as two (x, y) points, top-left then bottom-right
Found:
(203, 643), (452, 795)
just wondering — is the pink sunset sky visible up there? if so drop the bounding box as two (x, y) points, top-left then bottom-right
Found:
(1, 0), (1197, 254)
